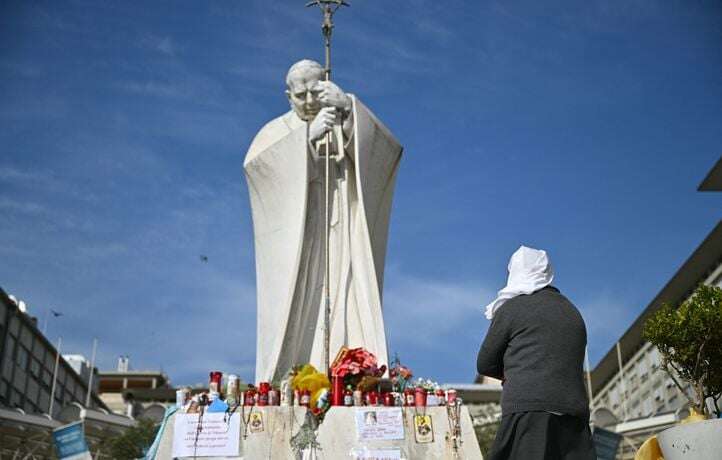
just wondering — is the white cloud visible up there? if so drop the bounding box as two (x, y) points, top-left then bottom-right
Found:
(384, 267), (492, 348)
(0, 197), (47, 216)
(577, 294), (638, 364)
(0, 166), (43, 183)
(155, 37), (176, 56)
(139, 35), (177, 56)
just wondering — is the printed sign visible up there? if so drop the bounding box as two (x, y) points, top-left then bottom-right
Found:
(413, 414), (434, 443)
(355, 407), (404, 441)
(53, 421), (92, 460)
(172, 412), (240, 458)
(249, 412), (264, 433)
(351, 448), (402, 460)
(593, 427), (622, 460)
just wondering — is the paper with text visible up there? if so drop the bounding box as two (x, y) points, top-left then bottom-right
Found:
(172, 412), (240, 458)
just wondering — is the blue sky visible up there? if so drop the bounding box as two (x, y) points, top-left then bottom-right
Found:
(1, 0), (720, 386)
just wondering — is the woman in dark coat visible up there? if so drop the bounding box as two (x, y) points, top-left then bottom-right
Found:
(478, 246), (596, 460)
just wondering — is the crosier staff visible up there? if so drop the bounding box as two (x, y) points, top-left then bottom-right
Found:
(306, 0), (349, 378)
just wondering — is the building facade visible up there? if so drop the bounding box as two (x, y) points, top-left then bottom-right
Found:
(97, 362), (174, 421)
(590, 157), (722, 458)
(0, 288), (107, 417)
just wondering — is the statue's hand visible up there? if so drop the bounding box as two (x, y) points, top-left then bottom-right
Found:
(309, 106), (338, 142)
(318, 81), (351, 113)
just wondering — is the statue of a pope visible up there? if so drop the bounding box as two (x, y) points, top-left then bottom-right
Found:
(244, 59), (402, 383)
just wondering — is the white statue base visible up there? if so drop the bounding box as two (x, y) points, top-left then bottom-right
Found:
(151, 406), (483, 459)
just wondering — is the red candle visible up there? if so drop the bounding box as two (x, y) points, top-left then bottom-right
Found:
(382, 392), (394, 406)
(414, 387), (427, 407)
(257, 382), (270, 406)
(436, 388), (446, 406)
(244, 388), (256, 406)
(367, 391), (379, 406)
(209, 371), (222, 393)
(331, 376), (344, 406)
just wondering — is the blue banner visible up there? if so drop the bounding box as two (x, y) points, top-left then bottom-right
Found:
(593, 426), (622, 460)
(53, 421), (90, 460)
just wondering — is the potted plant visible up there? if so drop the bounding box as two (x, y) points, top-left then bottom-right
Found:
(643, 284), (722, 459)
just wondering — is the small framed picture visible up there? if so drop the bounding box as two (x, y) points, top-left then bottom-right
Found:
(249, 412), (264, 433)
(413, 415), (434, 444)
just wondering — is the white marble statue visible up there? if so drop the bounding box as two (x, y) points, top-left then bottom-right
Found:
(244, 59), (402, 383)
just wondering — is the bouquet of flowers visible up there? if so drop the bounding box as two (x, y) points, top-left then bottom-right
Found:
(331, 347), (387, 389)
(413, 377), (439, 392)
(389, 355), (413, 392)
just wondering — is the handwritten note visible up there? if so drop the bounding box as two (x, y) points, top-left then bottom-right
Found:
(172, 412), (240, 458)
(354, 407), (404, 441)
(351, 448), (402, 460)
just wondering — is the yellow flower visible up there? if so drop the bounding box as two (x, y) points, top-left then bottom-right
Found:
(291, 364), (330, 396)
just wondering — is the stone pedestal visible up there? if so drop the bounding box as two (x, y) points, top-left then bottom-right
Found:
(152, 406), (483, 459)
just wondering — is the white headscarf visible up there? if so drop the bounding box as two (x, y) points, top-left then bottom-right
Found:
(484, 246), (554, 320)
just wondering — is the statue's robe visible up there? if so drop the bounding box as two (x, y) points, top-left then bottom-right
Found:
(244, 96), (402, 383)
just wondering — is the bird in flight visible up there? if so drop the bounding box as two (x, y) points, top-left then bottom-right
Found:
(200, 255), (208, 263)
(50, 309), (63, 317)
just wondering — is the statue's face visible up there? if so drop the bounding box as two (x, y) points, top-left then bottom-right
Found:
(286, 66), (324, 121)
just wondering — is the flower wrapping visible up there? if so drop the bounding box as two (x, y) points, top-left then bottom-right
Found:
(331, 347), (386, 379)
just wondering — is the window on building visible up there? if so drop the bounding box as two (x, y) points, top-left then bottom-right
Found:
(638, 358), (648, 375)
(30, 358), (41, 377)
(41, 369), (52, 388)
(19, 326), (32, 349)
(55, 383), (64, 401)
(23, 398), (34, 413)
(10, 389), (22, 407)
(44, 351), (55, 371)
(2, 340), (14, 381)
(66, 379), (76, 397)
(12, 366), (26, 392)
(32, 338), (45, 361)
(16, 346), (29, 370)
(668, 394), (678, 407)
(26, 378), (39, 405)
(609, 389), (620, 407)
(52, 397), (62, 417)
(642, 393), (653, 415)
(75, 385), (85, 402)
(38, 389), (50, 413)
(9, 316), (20, 337)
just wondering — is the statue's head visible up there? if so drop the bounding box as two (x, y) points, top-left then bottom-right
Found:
(285, 59), (325, 121)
